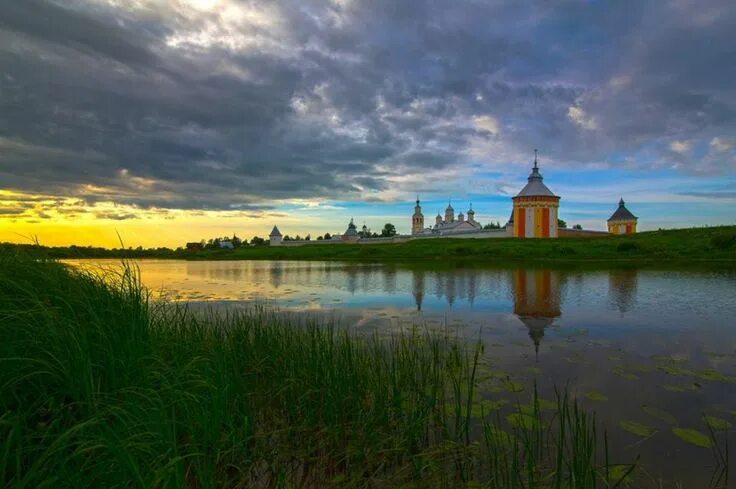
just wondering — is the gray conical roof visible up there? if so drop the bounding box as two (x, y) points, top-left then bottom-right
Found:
(269, 226), (282, 237)
(515, 159), (557, 198)
(607, 198), (637, 221)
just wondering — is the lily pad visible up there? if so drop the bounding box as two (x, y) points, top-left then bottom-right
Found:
(641, 405), (677, 425)
(620, 420), (655, 438)
(506, 412), (537, 430)
(519, 398), (556, 415)
(661, 383), (695, 392)
(611, 367), (638, 380)
(672, 427), (712, 448)
(503, 380), (524, 393)
(694, 369), (735, 383)
(702, 415), (732, 430)
(470, 399), (508, 418)
(584, 391), (609, 402)
(537, 398), (557, 411)
(484, 426), (511, 446)
(658, 365), (694, 376)
(606, 464), (636, 484)
(564, 353), (589, 364)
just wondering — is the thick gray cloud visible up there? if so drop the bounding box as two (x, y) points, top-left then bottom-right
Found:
(0, 0), (734, 210)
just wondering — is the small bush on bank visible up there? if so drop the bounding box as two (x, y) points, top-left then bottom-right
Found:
(616, 242), (641, 252)
(710, 232), (736, 250)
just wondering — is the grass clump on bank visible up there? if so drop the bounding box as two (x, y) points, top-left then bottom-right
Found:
(1, 251), (636, 488)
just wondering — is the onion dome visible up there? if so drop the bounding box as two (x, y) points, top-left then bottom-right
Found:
(515, 152), (557, 198)
(467, 204), (475, 217)
(413, 197), (423, 215)
(607, 198), (637, 222)
(446, 202), (454, 212)
(344, 218), (358, 236)
(269, 226), (282, 237)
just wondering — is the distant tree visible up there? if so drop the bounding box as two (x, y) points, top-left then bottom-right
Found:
(231, 235), (242, 248)
(305, 234), (311, 241)
(317, 235), (323, 240)
(371, 232), (379, 238)
(380, 223), (397, 237)
(283, 235), (292, 241)
(250, 236), (265, 246)
(294, 234), (302, 241)
(483, 221), (502, 230)
(323, 232), (332, 240)
(573, 224), (583, 230)
(557, 219), (568, 229)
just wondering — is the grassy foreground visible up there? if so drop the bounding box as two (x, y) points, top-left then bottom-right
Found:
(2, 251), (641, 488)
(5, 226), (735, 266)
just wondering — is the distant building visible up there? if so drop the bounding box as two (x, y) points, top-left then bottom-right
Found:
(431, 201), (482, 234)
(219, 240), (234, 249)
(607, 198), (637, 234)
(411, 197), (424, 235)
(342, 218), (359, 242)
(512, 151), (560, 238)
(269, 225), (282, 246)
(268, 150), (644, 245)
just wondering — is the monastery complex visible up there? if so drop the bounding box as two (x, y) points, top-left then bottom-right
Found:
(270, 153), (638, 246)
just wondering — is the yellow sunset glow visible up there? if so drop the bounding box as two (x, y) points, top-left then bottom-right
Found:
(0, 190), (328, 249)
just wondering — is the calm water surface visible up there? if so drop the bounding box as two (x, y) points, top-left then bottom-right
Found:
(69, 259), (736, 486)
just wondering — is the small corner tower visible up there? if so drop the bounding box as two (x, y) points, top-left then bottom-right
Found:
(607, 198), (637, 234)
(512, 150), (560, 238)
(269, 225), (283, 246)
(412, 196), (425, 235)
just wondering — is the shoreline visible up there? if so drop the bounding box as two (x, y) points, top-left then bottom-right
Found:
(4, 226), (735, 269)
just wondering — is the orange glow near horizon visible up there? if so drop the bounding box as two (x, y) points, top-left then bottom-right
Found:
(0, 190), (329, 249)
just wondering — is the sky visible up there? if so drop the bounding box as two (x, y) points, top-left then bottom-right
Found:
(0, 0), (734, 248)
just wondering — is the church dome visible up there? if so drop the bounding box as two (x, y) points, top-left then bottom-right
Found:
(344, 218), (358, 236)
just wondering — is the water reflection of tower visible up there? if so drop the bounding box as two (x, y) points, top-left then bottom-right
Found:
(269, 261), (283, 289)
(512, 270), (562, 356)
(608, 270), (638, 315)
(412, 270), (425, 311)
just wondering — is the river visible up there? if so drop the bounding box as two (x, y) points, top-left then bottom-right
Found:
(67, 259), (736, 486)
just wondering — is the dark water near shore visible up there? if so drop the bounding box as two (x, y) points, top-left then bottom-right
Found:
(68, 259), (736, 486)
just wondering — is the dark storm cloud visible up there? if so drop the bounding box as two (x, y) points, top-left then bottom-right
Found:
(0, 0), (734, 210)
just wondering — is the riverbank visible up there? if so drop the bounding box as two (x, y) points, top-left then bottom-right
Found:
(4, 225), (735, 267)
(1, 250), (638, 488)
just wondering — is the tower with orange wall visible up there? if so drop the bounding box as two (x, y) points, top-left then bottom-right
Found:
(512, 151), (560, 238)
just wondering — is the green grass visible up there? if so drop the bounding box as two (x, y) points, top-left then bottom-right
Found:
(5, 226), (735, 267)
(0, 250), (681, 488)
